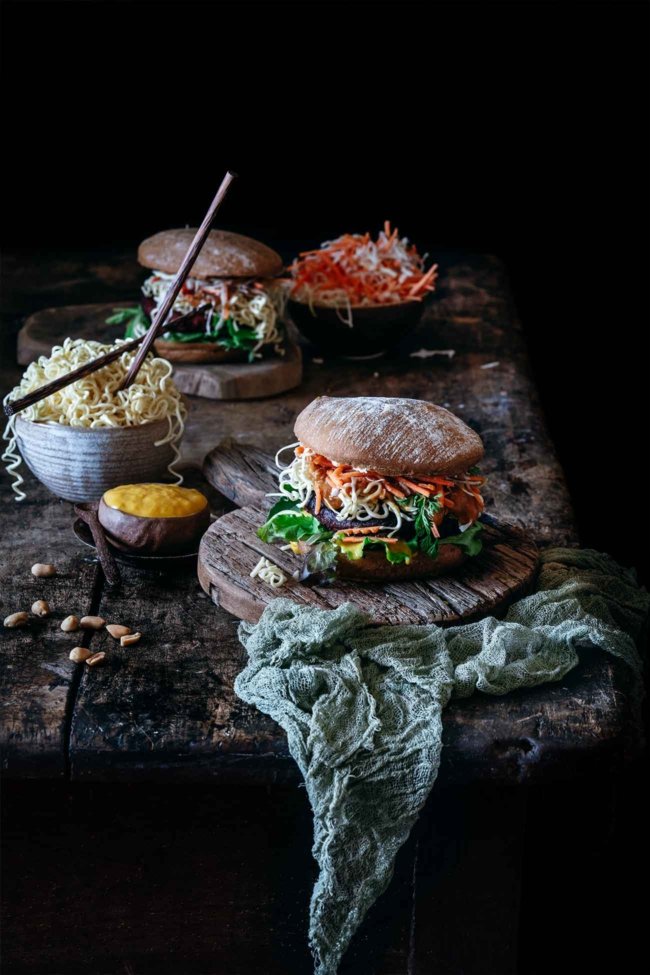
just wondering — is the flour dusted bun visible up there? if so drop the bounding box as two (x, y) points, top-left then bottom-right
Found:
(336, 544), (466, 581)
(138, 229), (283, 280)
(294, 396), (484, 476)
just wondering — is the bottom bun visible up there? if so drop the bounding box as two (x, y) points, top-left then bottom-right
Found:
(153, 339), (247, 364)
(336, 544), (467, 582)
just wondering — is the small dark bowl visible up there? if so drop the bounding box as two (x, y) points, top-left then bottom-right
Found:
(287, 297), (426, 357)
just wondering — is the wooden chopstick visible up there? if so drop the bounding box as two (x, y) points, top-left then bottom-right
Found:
(4, 304), (211, 418)
(119, 170), (237, 390)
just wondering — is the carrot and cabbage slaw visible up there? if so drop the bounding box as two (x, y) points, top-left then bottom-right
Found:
(289, 223), (438, 312)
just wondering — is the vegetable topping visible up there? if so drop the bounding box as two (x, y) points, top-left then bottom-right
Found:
(289, 222), (438, 310)
(108, 274), (284, 361)
(258, 443), (486, 569)
(274, 443), (485, 537)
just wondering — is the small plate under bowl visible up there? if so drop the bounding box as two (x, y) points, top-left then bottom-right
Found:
(73, 519), (199, 571)
(287, 297), (426, 357)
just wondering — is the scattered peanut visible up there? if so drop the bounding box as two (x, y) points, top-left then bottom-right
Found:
(61, 615), (80, 632)
(4, 611), (29, 628)
(86, 651), (106, 667)
(69, 646), (92, 663)
(106, 624), (131, 639)
(31, 599), (51, 618)
(31, 563), (56, 578)
(120, 632), (141, 647)
(80, 616), (106, 630)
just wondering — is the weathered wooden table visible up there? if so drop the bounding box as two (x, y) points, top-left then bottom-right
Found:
(0, 250), (641, 975)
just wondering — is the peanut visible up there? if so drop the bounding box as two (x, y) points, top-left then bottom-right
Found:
(4, 611), (29, 628)
(120, 632), (141, 647)
(69, 646), (92, 663)
(106, 624), (131, 639)
(31, 599), (51, 618)
(31, 563), (56, 578)
(86, 651), (106, 667)
(61, 615), (79, 632)
(80, 616), (106, 630)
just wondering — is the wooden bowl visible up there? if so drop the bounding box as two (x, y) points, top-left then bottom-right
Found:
(13, 416), (177, 503)
(287, 297), (426, 357)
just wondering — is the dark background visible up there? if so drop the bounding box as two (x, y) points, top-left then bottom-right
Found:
(3, 0), (648, 582)
(1, 4), (648, 973)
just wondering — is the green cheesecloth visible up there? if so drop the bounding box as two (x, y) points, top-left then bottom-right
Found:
(235, 548), (648, 975)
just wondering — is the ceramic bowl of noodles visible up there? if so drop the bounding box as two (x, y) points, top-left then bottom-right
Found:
(3, 338), (186, 503)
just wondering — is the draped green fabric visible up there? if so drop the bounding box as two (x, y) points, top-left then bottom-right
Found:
(235, 548), (647, 974)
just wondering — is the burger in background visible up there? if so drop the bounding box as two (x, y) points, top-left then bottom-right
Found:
(108, 229), (285, 363)
(258, 396), (486, 582)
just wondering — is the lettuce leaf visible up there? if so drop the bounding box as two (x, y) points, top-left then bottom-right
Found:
(106, 306), (149, 338)
(105, 306), (261, 362)
(258, 499), (333, 545)
(257, 500), (483, 572)
(335, 536), (413, 565)
(439, 520), (483, 556)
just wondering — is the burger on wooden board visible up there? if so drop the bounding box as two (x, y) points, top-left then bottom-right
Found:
(258, 396), (486, 582)
(107, 229), (285, 364)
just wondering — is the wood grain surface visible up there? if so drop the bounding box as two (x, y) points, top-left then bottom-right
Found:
(1, 250), (640, 787)
(17, 302), (304, 401)
(0, 482), (101, 777)
(170, 336), (302, 400)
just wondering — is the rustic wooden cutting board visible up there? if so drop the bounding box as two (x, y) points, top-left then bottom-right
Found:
(200, 441), (539, 626)
(17, 303), (303, 401)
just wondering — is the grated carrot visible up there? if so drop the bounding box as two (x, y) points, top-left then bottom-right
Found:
(289, 224), (438, 307)
(399, 479), (432, 497)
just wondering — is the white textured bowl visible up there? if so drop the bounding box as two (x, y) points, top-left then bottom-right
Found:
(14, 416), (177, 502)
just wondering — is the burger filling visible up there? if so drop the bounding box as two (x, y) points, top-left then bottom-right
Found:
(258, 443), (485, 576)
(107, 272), (284, 361)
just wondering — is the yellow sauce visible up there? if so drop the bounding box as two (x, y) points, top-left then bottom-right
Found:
(103, 483), (208, 519)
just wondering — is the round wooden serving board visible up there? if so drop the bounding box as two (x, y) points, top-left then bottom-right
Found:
(17, 303), (303, 401)
(200, 440), (539, 625)
(197, 506), (539, 626)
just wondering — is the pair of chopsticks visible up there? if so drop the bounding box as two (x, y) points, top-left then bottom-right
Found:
(4, 171), (237, 419)
(5, 303), (211, 417)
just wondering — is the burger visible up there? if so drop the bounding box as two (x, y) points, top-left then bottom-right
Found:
(107, 228), (285, 363)
(258, 396), (486, 582)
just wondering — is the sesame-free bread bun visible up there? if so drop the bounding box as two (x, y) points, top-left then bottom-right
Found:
(138, 229), (283, 280)
(152, 338), (246, 364)
(294, 396), (484, 476)
(336, 544), (466, 581)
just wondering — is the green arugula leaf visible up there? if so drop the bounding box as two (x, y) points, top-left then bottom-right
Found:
(106, 306), (149, 338)
(439, 520), (483, 556)
(408, 493), (443, 559)
(210, 319), (260, 362)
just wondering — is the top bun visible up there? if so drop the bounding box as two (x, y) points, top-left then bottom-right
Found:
(294, 396), (484, 476)
(138, 229), (283, 280)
